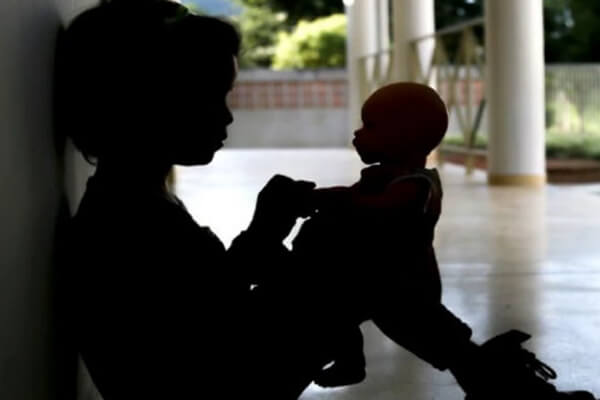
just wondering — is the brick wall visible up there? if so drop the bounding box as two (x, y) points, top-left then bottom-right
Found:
(437, 80), (485, 106)
(224, 69), (486, 147)
(227, 69), (484, 111)
(226, 69), (351, 148)
(228, 69), (348, 110)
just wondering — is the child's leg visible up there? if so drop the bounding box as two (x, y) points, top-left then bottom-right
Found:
(314, 325), (366, 387)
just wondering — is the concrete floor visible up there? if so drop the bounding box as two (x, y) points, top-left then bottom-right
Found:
(176, 149), (600, 399)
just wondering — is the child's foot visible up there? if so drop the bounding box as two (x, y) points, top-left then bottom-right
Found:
(314, 363), (366, 388)
(465, 330), (596, 400)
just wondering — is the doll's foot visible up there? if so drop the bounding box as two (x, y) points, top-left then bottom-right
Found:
(465, 330), (596, 400)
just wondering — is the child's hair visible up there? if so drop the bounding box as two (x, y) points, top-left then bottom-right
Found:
(56, 0), (240, 163)
(364, 82), (448, 156)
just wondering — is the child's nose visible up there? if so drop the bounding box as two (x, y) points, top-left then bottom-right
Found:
(225, 110), (234, 126)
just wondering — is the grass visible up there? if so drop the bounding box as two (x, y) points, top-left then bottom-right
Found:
(442, 133), (600, 161)
(443, 135), (488, 150)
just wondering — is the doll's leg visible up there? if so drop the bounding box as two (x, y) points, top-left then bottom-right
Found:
(372, 302), (474, 371)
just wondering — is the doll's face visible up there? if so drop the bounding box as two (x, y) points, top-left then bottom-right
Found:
(352, 83), (448, 165)
(353, 101), (413, 164)
(353, 107), (384, 164)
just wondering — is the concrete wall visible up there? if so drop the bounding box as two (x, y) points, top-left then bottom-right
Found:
(226, 69), (351, 148)
(0, 0), (95, 399)
(227, 109), (350, 147)
(225, 69), (492, 148)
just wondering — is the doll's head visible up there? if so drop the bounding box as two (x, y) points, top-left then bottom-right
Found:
(353, 82), (448, 165)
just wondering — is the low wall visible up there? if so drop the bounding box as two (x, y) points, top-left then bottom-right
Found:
(226, 69), (350, 147)
(225, 69), (489, 148)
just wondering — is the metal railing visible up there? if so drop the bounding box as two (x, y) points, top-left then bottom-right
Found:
(358, 49), (395, 106)
(546, 64), (600, 136)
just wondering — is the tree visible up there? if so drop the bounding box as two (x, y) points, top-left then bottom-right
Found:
(545, 0), (600, 62)
(214, 0), (600, 67)
(434, 0), (600, 63)
(272, 14), (346, 69)
(240, 0), (343, 26)
(232, 3), (287, 67)
(435, 0), (483, 29)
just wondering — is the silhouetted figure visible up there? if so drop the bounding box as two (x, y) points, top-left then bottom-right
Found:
(57, 0), (596, 399)
(288, 83), (593, 399)
(292, 83), (452, 388)
(59, 1), (327, 399)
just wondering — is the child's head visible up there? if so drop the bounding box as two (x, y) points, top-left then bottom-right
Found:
(58, 0), (240, 166)
(353, 82), (448, 165)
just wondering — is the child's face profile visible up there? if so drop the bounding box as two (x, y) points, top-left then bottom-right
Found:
(165, 55), (238, 166)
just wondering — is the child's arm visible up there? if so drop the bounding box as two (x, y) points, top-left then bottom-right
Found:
(228, 174), (316, 287)
(228, 227), (293, 287)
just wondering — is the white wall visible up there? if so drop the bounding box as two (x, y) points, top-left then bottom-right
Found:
(227, 109), (349, 148)
(0, 0), (95, 399)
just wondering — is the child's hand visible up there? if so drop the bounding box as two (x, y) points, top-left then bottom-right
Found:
(248, 174), (317, 242)
(312, 186), (353, 212)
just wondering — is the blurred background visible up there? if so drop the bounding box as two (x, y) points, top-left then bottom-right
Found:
(184, 0), (600, 178)
(1, 1), (600, 400)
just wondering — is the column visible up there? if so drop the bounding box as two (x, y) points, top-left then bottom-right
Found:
(485, 0), (546, 186)
(392, 0), (435, 82)
(345, 0), (378, 132)
(376, 0), (390, 51)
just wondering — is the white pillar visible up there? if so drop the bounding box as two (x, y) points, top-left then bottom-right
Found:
(376, 0), (390, 51)
(392, 0), (435, 82)
(485, 0), (546, 186)
(345, 0), (378, 132)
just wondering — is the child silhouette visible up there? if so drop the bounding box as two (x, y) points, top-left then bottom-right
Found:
(60, 2), (325, 398)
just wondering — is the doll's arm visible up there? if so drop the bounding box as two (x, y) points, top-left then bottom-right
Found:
(347, 178), (432, 219)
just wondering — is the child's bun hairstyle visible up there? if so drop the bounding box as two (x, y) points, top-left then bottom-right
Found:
(364, 82), (449, 156)
(56, 0), (240, 163)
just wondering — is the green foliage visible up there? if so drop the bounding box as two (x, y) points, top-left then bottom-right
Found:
(433, 0), (600, 63)
(232, 1), (287, 67)
(231, 0), (600, 67)
(545, 0), (600, 62)
(546, 66), (600, 135)
(181, 1), (206, 14)
(272, 14), (346, 69)
(546, 134), (600, 160)
(239, 0), (343, 26)
(435, 0), (483, 29)
(442, 134), (488, 150)
(443, 133), (600, 161)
